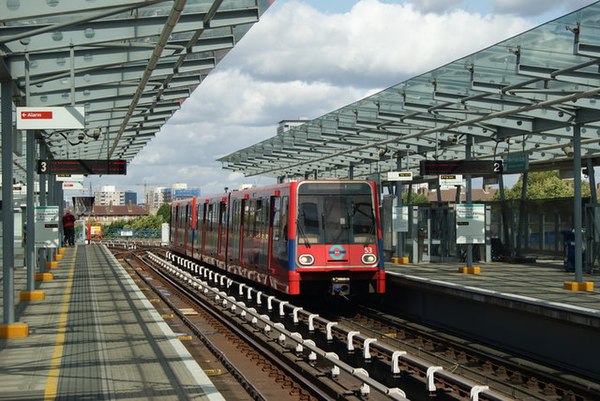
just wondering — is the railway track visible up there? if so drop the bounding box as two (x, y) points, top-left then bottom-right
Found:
(109, 245), (597, 401)
(337, 307), (599, 401)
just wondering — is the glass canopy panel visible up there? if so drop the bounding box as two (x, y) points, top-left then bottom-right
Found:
(219, 1), (600, 180)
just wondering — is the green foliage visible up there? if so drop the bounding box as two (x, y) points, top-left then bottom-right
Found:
(128, 214), (164, 230)
(104, 220), (127, 230)
(493, 171), (591, 200)
(402, 192), (429, 204)
(156, 203), (171, 223)
(102, 213), (164, 233)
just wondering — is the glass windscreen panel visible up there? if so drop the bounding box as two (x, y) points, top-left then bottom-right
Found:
(297, 182), (376, 245)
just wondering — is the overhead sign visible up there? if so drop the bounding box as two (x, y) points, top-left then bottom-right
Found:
(56, 174), (85, 182)
(439, 174), (463, 187)
(420, 160), (503, 175)
(456, 204), (485, 244)
(16, 106), (85, 129)
(387, 171), (413, 182)
(62, 182), (84, 190)
(34, 206), (60, 248)
(174, 188), (201, 197)
(504, 152), (529, 173)
(37, 159), (127, 175)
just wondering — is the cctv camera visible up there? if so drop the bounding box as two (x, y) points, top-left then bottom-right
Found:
(91, 128), (101, 140)
(77, 131), (85, 141)
(562, 145), (574, 158)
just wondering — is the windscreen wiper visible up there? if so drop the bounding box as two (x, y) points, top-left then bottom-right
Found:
(296, 219), (311, 248)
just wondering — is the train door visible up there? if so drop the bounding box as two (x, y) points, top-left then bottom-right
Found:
(242, 199), (254, 265)
(270, 195), (289, 274)
(255, 198), (269, 268)
(239, 198), (246, 263)
(206, 202), (217, 255)
(184, 202), (191, 252)
(194, 199), (202, 256)
(229, 199), (241, 263)
(178, 203), (186, 246)
(171, 204), (178, 246)
(218, 200), (227, 258)
(268, 196), (277, 273)
(201, 201), (208, 253)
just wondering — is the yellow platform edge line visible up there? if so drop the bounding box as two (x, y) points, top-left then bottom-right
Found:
(44, 245), (78, 401)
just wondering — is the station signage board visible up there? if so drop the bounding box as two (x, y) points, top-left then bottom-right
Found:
(420, 160), (503, 175)
(387, 171), (413, 182)
(56, 174), (85, 182)
(455, 204), (485, 244)
(37, 159), (127, 175)
(392, 205), (409, 232)
(504, 153), (529, 173)
(34, 206), (60, 248)
(16, 106), (85, 129)
(62, 182), (84, 190)
(439, 174), (463, 187)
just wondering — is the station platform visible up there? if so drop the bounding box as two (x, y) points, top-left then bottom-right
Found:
(385, 260), (600, 322)
(0, 244), (224, 401)
(384, 260), (600, 381)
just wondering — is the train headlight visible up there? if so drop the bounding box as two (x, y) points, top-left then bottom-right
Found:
(298, 254), (315, 266)
(361, 253), (377, 265)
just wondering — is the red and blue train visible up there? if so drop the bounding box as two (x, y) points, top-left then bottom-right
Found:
(169, 179), (385, 297)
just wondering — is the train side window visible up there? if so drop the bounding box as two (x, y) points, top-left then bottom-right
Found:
(255, 199), (263, 237)
(299, 201), (319, 235)
(272, 197), (280, 240)
(280, 196), (289, 241)
(207, 204), (214, 231)
(245, 200), (254, 237)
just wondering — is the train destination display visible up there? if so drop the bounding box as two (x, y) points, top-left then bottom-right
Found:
(37, 159), (127, 175)
(420, 160), (503, 175)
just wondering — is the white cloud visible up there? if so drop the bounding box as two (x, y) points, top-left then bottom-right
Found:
(229, 0), (531, 86)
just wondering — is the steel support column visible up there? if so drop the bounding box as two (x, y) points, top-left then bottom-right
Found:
(573, 124), (583, 282)
(2, 79), (15, 324)
(516, 172), (529, 257)
(38, 142), (47, 271)
(395, 153), (404, 260)
(25, 131), (35, 291)
(25, 54), (35, 291)
(465, 135), (473, 268)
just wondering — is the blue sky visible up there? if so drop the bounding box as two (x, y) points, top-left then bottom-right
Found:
(81, 0), (598, 199)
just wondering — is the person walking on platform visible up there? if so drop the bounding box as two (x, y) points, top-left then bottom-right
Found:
(62, 209), (77, 246)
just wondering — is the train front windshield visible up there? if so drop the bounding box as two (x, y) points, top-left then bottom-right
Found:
(296, 182), (377, 245)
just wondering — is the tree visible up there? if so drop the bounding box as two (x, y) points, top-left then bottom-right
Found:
(402, 192), (429, 204)
(129, 215), (164, 230)
(156, 203), (171, 223)
(494, 171), (591, 200)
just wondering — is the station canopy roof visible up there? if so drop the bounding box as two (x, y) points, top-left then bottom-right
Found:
(219, 2), (600, 183)
(0, 0), (273, 183)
